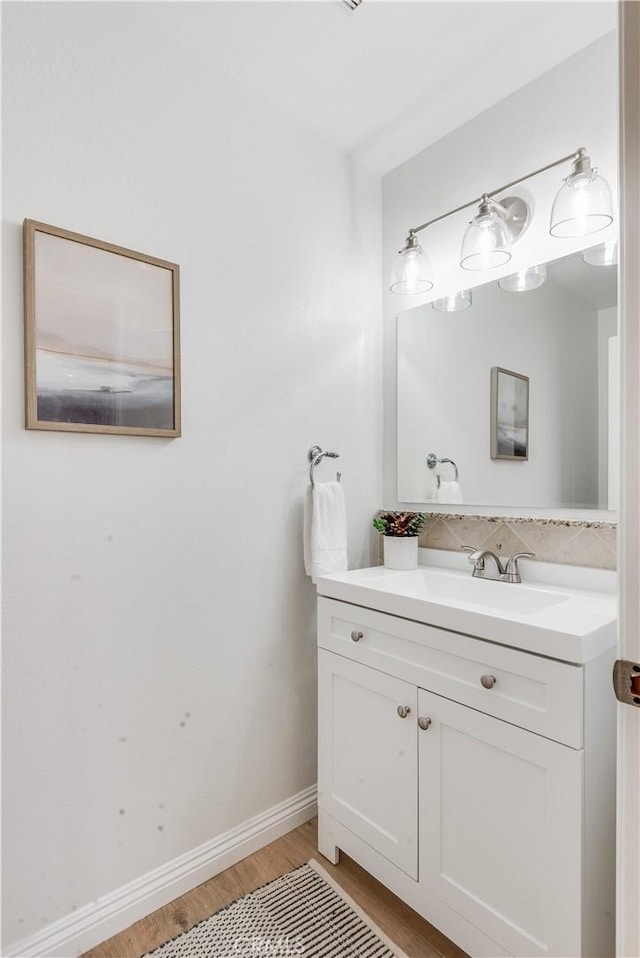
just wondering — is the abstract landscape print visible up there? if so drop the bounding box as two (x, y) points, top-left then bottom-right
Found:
(24, 221), (180, 437)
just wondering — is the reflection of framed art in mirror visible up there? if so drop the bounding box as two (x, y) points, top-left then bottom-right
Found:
(490, 367), (529, 461)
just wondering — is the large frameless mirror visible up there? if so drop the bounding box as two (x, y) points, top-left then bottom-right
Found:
(397, 244), (618, 510)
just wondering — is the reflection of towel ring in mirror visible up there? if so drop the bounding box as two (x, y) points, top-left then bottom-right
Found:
(308, 445), (342, 487)
(426, 452), (459, 488)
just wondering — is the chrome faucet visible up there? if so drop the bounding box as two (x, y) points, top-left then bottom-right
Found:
(461, 547), (535, 584)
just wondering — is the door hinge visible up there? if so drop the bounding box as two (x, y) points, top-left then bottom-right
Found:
(613, 659), (640, 707)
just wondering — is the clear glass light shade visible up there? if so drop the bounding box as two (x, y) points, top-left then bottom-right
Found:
(432, 290), (472, 312)
(498, 264), (547, 292)
(460, 210), (512, 271)
(390, 243), (433, 295)
(582, 241), (618, 267)
(550, 169), (613, 238)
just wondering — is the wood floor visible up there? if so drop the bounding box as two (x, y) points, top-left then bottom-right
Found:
(83, 817), (468, 958)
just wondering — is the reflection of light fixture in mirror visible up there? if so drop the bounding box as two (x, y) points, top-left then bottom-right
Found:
(550, 149), (613, 237)
(391, 146), (614, 295)
(460, 195), (529, 271)
(498, 264), (547, 292)
(389, 232), (433, 294)
(582, 241), (618, 267)
(432, 290), (472, 312)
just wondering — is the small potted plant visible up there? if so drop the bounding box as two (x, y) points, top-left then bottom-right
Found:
(373, 511), (429, 570)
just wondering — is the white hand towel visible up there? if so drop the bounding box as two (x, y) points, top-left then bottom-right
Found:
(303, 481), (348, 583)
(436, 480), (463, 504)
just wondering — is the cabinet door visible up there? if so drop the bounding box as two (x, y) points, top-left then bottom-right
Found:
(318, 649), (418, 878)
(418, 689), (583, 958)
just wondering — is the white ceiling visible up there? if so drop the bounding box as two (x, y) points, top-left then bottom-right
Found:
(135, 1), (617, 174)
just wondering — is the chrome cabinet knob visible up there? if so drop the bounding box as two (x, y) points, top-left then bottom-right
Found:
(481, 674), (497, 689)
(350, 630), (363, 642)
(418, 716), (432, 731)
(397, 705), (411, 719)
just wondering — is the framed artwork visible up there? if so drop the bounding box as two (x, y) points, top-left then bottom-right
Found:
(490, 366), (529, 460)
(23, 219), (181, 437)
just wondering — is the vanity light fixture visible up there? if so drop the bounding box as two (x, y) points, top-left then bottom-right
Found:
(391, 146), (614, 294)
(390, 233), (433, 294)
(549, 149), (613, 238)
(432, 290), (472, 312)
(582, 240), (618, 267)
(498, 264), (547, 292)
(460, 195), (529, 271)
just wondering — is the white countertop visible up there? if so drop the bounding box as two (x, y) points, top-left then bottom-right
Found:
(316, 563), (617, 664)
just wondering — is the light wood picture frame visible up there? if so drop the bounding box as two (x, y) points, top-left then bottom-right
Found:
(490, 366), (529, 460)
(23, 219), (181, 437)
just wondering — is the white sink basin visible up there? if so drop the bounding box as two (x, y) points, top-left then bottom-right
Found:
(316, 565), (617, 663)
(371, 567), (569, 614)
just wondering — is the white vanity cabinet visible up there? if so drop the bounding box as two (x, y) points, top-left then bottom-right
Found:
(317, 595), (616, 958)
(318, 650), (418, 878)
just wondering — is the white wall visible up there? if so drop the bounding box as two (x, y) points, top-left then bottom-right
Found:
(397, 279), (599, 508)
(383, 33), (618, 506)
(1, 3), (382, 950)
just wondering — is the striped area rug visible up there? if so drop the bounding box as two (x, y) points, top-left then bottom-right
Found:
(145, 859), (408, 958)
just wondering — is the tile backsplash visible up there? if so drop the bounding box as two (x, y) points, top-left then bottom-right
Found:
(412, 513), (616, 570)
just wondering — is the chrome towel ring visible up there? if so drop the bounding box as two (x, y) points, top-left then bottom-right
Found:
(308, 445), (342, 487)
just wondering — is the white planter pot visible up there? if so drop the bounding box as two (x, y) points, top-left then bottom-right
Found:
(383, 535), (418, 570)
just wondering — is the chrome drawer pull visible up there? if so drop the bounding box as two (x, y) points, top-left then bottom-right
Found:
(481, 674), (497, 689)
(397, 705), (411, 719)
(350, 630), (363, 643)
(418, 716), (432, 731)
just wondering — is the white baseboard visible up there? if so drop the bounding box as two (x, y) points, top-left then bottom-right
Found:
(4, 785), (317, 958)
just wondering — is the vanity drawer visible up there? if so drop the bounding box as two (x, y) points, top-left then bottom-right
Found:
(317, 598), (583, 748)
